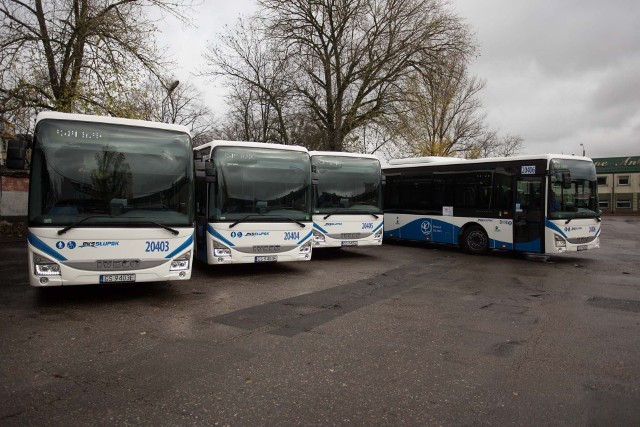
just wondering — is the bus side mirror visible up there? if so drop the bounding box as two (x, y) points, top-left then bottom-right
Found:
(205, 162), (216, 183)
(381, 173), (386, 186)
(311, 164), (319, 185)
(562, 172), (572, 189)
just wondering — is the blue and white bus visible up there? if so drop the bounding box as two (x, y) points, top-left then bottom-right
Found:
(26, 112), (195, 286)
(383, 154), (601, 254)
(310, 151), (384, 248)
(194, 141), (313, 264)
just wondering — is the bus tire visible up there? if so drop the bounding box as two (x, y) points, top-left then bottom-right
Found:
(462, 225), (489, 254)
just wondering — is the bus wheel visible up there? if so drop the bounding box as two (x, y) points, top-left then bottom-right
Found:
(462, 225), (489, 254)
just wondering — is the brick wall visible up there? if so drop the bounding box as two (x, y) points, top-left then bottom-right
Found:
(1, 175), (29, 217)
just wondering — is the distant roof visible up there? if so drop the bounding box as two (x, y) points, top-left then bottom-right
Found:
(592, 157), (640, 174)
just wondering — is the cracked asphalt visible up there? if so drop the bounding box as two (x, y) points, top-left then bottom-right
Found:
(1, 216), (639, 426)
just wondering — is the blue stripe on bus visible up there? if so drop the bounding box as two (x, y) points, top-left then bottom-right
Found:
(491, 239), (514, 250)
(514, 239), (542, 252)
(545, 220), (568, 239)
(206, 224), (235, 247)
(297, 231), (313, 245)
(165, 234), (194, 259)
(313, 223), (329, 234)
(384, 218), (460, 244)
(27, 233), (67, 261)
(372, 222), (384, 233)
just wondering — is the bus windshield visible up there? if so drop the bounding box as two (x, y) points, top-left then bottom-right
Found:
(210, 146), (311, 221)
(313, 155), (382, 214)
(29, 119), (194, 226)
(548, 158), (599, 220)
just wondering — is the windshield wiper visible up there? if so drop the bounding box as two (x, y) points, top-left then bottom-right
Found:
(57, 215), (113, 235)
(230, 214), (306, 228)
(323, 208), (380, 220)
(141, 220), (179, 235)
(230, 214), (263, 228)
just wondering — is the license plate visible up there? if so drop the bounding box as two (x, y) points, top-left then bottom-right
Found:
(255, 256), (277, 263)
(341, 241), (358, 247)
(100, 274), (136, 283)
(577, 245), (588, 251)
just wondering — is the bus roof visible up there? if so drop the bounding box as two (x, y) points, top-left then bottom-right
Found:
(310, 151), (380, 161)
(384, 154), (593, 170)
(36, 111), (191, 135)
(195, 140), (309, 154)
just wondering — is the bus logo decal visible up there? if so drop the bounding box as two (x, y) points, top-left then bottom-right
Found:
(80, 241), (120, 248)
(68, 241), (76, 249)
(421, 221), (432, 235)
(56, 241), (65, 249)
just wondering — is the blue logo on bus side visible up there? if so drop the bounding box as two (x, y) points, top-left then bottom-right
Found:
(230, 232), (243, 238)
(421, 221), (432, 235)
(56, 241), (65, 249)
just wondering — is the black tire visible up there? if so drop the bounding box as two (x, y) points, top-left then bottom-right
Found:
(462, 225), (489, 254)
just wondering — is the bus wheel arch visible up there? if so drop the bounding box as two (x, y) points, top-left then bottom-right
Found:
(460, 223), (490, 254)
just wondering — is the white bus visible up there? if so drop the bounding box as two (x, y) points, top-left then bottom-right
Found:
(383, 154), (601, 254)
(194, 141), (313, 264)
(25, 112), (195, 286)
(310, 151), (384, 248)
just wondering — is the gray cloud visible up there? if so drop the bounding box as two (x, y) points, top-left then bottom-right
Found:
(455, 0), (640, 157)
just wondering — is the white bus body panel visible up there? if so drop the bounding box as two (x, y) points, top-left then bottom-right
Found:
(544, 219), (601, 253)
(28, 228), (194, 286)
(384, 214), (601, 254)
(206, 222), (313, 264)
(312, 214), (383, 248)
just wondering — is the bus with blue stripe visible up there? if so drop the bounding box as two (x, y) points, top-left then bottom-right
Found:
(310, 151), (384, 249)
(25, 112), (195, 286)
(383, 154), (601, 254)
(194, 141), (313, 264)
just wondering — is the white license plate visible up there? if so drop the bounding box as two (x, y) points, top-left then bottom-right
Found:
(577, 245), (588, 251)
(255, 256), (277, 263)
(341, 241), (358, 247)
(100, 274), (136, 283)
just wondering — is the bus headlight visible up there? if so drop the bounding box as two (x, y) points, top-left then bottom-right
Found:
(170, 252), (191, 271)
(34, 255), (61, 276)
(554, 234), (567, 248)
(213, 241), (232, 257)
(312, 230), (325, 243)
(299, 241), (312, 254)
(374, 229), (383, 240)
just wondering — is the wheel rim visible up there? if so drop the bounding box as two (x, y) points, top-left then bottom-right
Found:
(467, 230), (487, 251)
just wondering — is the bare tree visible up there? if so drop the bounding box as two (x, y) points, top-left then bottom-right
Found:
(0, 0), (193, 129)
(389, 54), (489, 157)
(122, 76), (217, 141)
(204, 17), (296, 144)
(205, 0), (473, 151)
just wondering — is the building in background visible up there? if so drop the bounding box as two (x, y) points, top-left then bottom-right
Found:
(593, 156), (640, 214)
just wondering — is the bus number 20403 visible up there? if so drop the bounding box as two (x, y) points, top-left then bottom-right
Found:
(146, 241), (169, 252)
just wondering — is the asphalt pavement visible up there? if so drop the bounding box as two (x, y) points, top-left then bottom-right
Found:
(1, 216), (639, 426)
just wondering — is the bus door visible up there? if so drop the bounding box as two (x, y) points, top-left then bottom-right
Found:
(514, 177), (543, 253)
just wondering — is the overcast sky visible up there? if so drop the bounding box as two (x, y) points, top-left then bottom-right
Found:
(161, 0), (640, 158)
